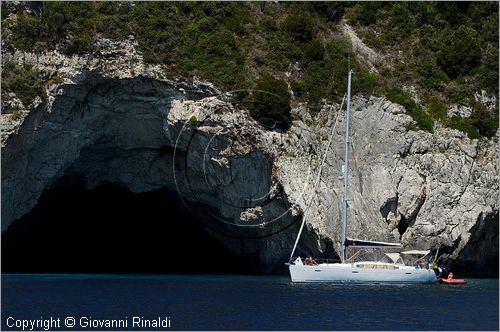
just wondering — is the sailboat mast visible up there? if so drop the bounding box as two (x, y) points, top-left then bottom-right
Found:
(341, 69), (353, 263)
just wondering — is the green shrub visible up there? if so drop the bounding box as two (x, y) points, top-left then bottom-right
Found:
(63, 31), (94, 54)
(188, 115), (197, 124)
(379, 30), (398, 46)
(2, 61), (45, 106)
(222, 4), (252, 35)
(424, 95), (447, 121)
(404, 123), (419, 132)
(474, 45), (499, 95)
(386, 88), (434, 133)
(177, 29), (246, 89)
(303, 39), (325, 62)
(346, 2), (383, 26)
(309, 2), (347, 22)
(281, 12), (315, 42)
(415, 58), (449, 90)
(11, 110), (24, 121)
(298, 37), (375, 110)
(449, 116), (480, 139)
(360, 29), (382, 49)
(42, 2), (98, 53)
(11, 13), (40, 51)
(387, 2), (413, 33)
(416, 24), (439, 51)
(444, 81), (472, 104)
(301, 61), (335, 111)
(469, 106), (499, 138)
(248, 74), (291, 130)
(290, 80), (304, 98)
(323, 38), (352, 96)
(410, 108), (434, 133)
(436, 25), (481, 79)
(354, 71), (378, 96)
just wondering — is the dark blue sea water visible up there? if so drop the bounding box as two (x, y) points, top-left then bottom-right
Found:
(2, 274), (498, 331)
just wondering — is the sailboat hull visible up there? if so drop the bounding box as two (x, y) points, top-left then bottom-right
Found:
(289, 263), (437, 284)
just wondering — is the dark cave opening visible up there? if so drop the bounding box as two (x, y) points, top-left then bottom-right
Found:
(2, 179), (261, 274)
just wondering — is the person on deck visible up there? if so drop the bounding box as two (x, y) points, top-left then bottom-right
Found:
(448, 272), (454, 279)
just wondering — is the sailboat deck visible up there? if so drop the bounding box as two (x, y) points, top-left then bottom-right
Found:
(315, 261), (420, 271)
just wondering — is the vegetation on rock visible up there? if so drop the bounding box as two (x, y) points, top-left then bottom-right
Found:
(346, 1), (498, 137)
(386, 88), (434, 133)
(1, 60), (45, 107)
(248, 74), (291, 130)
(2, 1), (498, 136)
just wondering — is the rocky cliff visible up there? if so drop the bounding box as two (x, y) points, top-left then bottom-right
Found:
(2, 36), (498, 275)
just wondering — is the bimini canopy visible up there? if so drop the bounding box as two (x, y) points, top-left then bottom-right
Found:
(383, 253), (403, 264)
(401, 250), (431, 256)
(344, 238), (402, 248)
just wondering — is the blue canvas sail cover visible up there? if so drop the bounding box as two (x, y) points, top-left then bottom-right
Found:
(344, 238), (402, 248)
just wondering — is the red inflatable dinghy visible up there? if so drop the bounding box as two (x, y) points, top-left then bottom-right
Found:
(438, 278), (467, 285)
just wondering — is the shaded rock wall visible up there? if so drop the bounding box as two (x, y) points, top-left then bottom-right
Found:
(2, 182), (263, 274)
(2, 76), (185, 228)
(1, 75), (316, 273)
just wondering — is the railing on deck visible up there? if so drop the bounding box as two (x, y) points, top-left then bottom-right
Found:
(290, 257), (342, 265)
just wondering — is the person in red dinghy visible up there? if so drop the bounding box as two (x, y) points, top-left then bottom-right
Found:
(438, 272), (467, 285)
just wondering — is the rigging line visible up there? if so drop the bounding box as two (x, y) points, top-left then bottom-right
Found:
(289, 94), (347, 261)
(296, 245), (314, 258)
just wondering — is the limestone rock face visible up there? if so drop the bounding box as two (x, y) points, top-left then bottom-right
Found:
(474, 89), (497, 111)
(447, 105), (473, 118)
(340, 20), (382, 73)
(1, 38), (498, 275)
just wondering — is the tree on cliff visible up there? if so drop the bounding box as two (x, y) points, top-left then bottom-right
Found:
(249, 74), (291, 131)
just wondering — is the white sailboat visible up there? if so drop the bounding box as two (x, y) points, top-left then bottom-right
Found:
(287, 70), (437, 284)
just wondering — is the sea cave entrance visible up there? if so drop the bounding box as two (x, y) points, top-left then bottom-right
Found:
(1, 178), (261, 274)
